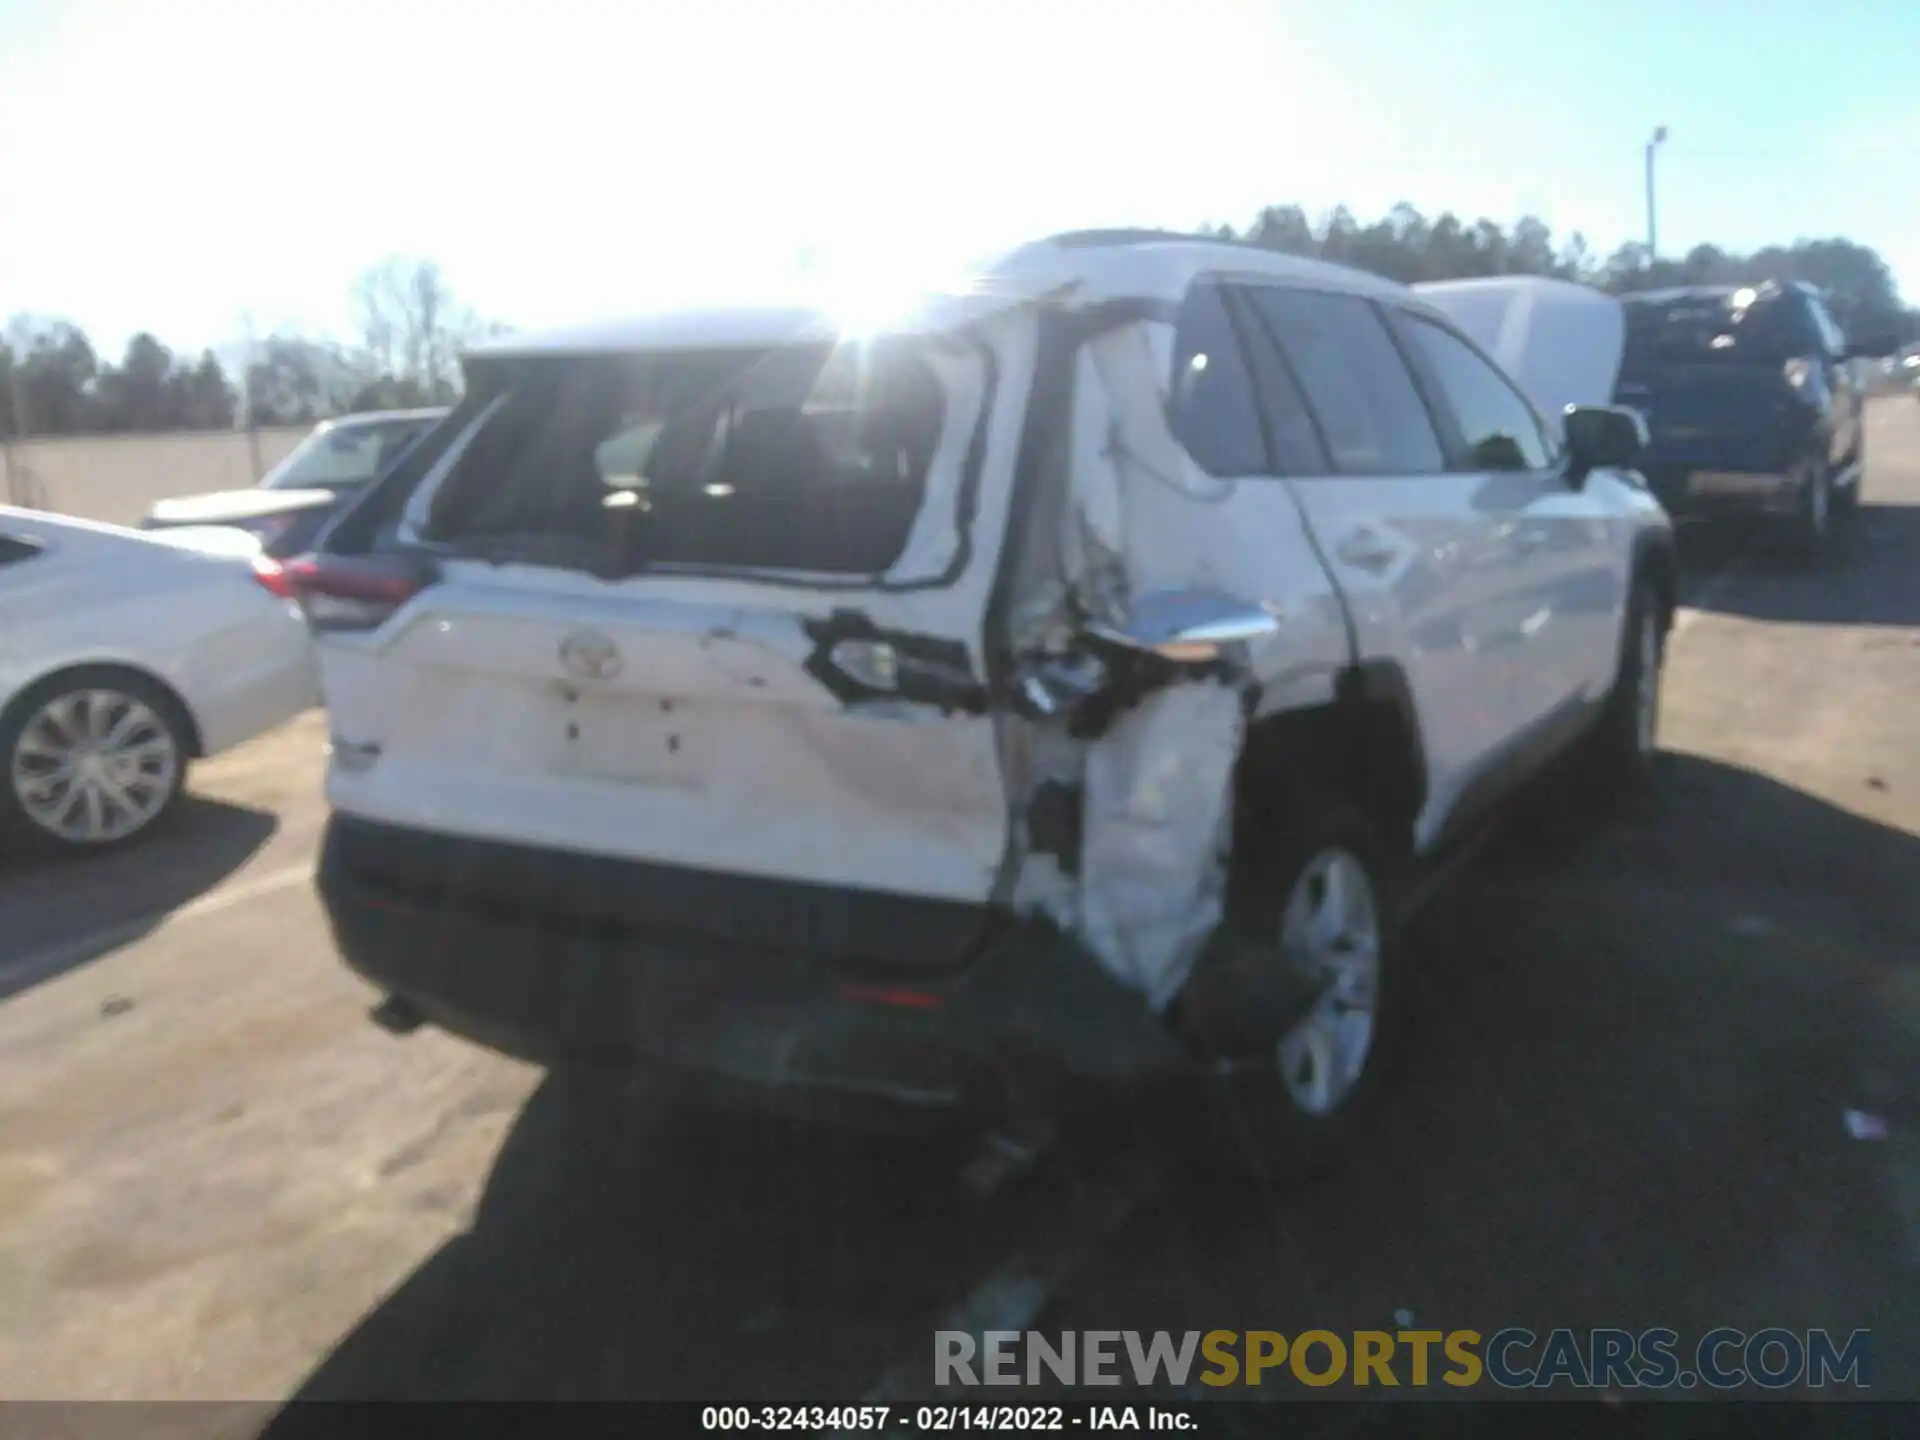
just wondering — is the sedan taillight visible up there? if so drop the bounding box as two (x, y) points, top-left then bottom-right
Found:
(251, 555), (296, 599)
(281, 553), (438, 633)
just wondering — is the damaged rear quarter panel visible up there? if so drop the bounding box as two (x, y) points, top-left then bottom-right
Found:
(1005, 314), (1354, 1012)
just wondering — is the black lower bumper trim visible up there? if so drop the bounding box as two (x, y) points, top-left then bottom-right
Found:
(317, 814), (1186, 1121)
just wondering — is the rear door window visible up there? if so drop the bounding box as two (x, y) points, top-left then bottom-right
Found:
(1242, 287), (1446, 476)
(1223, 287), (1332, 474)
(424, 340), (957, 578)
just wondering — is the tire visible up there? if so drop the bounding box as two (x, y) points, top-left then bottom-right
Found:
(1574, 573), (1665, 799)
(1184, 795), (1408, 1184)
(1784, 457), (1835, 567)
(0, 667), (192, 855)
(1838, 430), (1863, 519)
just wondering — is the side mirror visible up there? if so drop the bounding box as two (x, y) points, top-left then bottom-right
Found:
(1845, 330), (1902, 361)
(1084, 588), (1282, 664)
(1563, 404), (1647, 484)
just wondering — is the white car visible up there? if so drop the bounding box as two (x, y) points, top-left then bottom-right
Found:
(0, 510), (318, 852)
(296, 232), (1673, 1165)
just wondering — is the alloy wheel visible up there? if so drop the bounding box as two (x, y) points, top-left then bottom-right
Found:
(1274, 848), (1382, 1116)
(9, 688), (180, 845)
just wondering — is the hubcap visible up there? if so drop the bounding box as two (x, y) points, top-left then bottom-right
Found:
(1634, 611), (1662, 757)
(9, 689), (178, 844)
(1274, 848), (1381, 1116)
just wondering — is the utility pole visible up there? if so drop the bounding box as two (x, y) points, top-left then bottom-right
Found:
(1645, 126), (1669, 264)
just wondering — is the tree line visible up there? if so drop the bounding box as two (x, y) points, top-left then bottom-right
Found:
(1, 256), (501, 440)
(1204, 205), (1915, 342)
(4, 206), (1914, 441)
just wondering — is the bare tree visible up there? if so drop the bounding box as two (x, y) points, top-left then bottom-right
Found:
(351, 256), (489, 404)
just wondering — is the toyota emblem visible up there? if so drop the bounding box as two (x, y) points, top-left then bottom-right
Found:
(559, 630), (622, 681)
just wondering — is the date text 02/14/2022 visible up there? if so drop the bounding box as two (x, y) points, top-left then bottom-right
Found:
(699, 1405), (1198, 1431)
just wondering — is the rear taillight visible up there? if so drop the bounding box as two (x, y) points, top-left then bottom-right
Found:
(282, 553), (438, 633)
(251, 555), (296, 599)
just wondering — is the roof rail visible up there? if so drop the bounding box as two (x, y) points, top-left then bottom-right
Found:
(1043, 227), (1235, 251)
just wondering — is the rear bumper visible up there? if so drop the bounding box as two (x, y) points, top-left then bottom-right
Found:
(317, 813), (1188, 1128)
(1641, 464), (1806, 520)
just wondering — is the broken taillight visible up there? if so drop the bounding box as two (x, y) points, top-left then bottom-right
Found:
(281, 553), (438, 633)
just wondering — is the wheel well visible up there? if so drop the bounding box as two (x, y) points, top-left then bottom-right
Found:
(1233, 673), (1426, 860)
(2, 662), (205, 758)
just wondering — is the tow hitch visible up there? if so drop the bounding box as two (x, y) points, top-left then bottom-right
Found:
(369, 994), (426, 1036)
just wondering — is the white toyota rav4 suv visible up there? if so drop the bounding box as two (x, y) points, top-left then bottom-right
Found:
(293, 231), (1674, 1165)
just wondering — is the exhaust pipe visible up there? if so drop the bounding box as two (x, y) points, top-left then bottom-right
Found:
(369, 995), (426, 1036)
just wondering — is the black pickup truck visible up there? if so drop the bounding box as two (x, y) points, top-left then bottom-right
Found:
(1614, 282), (1895, 563)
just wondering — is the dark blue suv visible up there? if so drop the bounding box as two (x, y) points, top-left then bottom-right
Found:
(1613, 282), (1887, 562)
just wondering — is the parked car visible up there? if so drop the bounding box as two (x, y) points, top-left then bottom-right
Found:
(292, 233), (1672, 1166)
(1900, 347), (1920, 398)
(141, 408), (447, 558)
(0, 509), (316, 852)
(1612, 282), (1897, 562)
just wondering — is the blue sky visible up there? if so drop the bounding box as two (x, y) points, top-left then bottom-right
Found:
(2, 0), (1916, 358)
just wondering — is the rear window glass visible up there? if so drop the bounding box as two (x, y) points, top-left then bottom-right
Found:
(1621, 290), (1821, 366)
(426, 341), (952, 577)
(263, 418), (437, 490)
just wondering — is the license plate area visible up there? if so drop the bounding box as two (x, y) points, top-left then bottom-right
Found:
(558, 690), (712, 789)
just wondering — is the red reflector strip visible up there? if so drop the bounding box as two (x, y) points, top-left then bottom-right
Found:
(837, 983), (945, 1011)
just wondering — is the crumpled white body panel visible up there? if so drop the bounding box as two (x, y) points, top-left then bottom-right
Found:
(1020, 319), (1332, 1011)
(1074, 681), (1246, 1011)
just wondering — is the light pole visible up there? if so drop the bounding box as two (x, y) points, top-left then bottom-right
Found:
(1645, 126), (1668, 264)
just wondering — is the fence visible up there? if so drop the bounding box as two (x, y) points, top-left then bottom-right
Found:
(1, 425), (312, 528)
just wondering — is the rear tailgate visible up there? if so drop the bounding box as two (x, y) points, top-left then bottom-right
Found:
(307, 317), (1037, 965)
(1614, 361), (1796, 471)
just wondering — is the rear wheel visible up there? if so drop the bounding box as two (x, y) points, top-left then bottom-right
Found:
(1785, 457), (1834, 566)
(1836, 431), (1864, 520)
(1186, 796), (1407, 1182)
(0, 669), (190, 854)
(1573, 573), (1665, 800)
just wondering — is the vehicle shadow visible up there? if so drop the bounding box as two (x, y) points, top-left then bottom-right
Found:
(1677, 502), (1920, 627)
(0, 794), (278, 1000)
(1056, 754), (1920, 1395)
(266, 1084), (1074, 1407)
(263, 756), (1920, 1410)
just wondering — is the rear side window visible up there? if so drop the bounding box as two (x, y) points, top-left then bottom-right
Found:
(1401, 317), (1555, 472)
(425, 341), (953, 577)
(1243, 288), (1445, 476)
(0, 534), (44, 566)
(1168, 284), (1269, 477)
